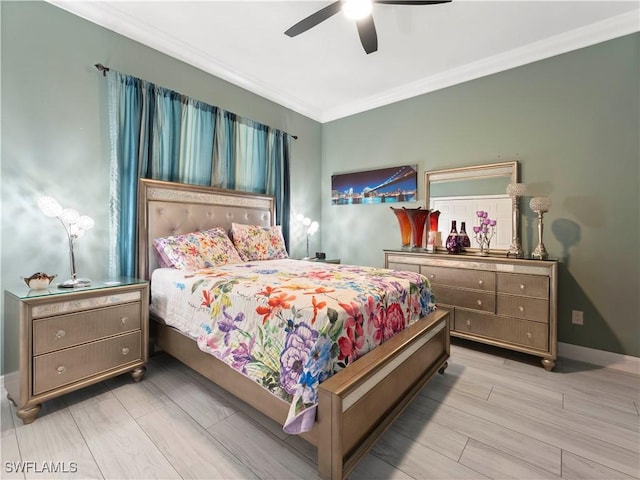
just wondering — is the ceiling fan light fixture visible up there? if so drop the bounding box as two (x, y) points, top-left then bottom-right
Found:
(343, 0), (373, 20)
(284, 0), (451, 54)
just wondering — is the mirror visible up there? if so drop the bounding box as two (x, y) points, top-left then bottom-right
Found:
(425, 161), (518, 254)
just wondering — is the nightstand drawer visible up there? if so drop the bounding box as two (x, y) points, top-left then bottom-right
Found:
(423, 266), (495, 292)
(33, 303), (142, 355)
(497, 273), (549, 299)
(432, 285), (495, 313)
(33, 331), (142, 395)
(497, 295), (549, 323)
(454, 310), (548, 351)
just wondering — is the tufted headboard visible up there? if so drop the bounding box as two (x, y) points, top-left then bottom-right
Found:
(137, 179), (275, 281)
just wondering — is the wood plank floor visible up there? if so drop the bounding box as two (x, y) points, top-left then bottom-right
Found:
(2, 340), (638, 479)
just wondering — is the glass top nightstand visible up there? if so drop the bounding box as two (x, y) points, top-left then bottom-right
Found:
(299, 257), (341, 264)
(5, 277), (148, 300)
(4, 277), (149, 424)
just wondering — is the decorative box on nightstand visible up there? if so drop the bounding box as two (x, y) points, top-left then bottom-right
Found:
(3, 278), (149, 424)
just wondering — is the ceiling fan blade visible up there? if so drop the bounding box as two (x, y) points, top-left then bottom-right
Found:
(374, 1), (452, 5)
(284, 1), (343, 37)
(356, 15), (378, 54)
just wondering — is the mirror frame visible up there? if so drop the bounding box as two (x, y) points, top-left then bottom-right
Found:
(425, 161), (519, 255)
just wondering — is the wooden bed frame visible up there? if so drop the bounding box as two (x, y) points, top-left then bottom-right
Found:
(137, 179), (450, 479)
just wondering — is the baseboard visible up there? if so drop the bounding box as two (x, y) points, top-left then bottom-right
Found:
(558, 342), (640, 376)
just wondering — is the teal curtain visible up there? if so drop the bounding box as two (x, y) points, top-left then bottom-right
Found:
(107, 71), (291, 278)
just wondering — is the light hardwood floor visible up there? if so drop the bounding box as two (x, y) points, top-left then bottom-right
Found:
(2, 340), (639, 479)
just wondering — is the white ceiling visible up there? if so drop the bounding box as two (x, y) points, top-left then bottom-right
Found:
(49, 1), (639, 123)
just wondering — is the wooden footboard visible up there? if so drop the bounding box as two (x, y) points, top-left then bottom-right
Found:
(151, 309), (449, 479)
(316, 309), (449, 479)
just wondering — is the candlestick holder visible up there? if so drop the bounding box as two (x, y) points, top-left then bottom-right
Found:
(506, 183), (527, 258)
(529, 196), (552, 260)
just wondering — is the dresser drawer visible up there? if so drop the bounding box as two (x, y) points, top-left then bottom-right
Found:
(436, 305), (455, 329)
(454, 310), (548, 351)
(33, 303), (142, 355)
(422, 265), (495, 292)
(387, 262), (420, 273)
(497, 273), (549, 299)
(497, 295), (549, 323)
(33, 331), (142, 395)
(432, 285), (495, 313)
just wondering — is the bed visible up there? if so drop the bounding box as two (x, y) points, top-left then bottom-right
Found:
(136, 178), (450, 479)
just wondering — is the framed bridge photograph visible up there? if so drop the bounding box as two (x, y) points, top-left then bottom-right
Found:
(331, 164), (417, 205)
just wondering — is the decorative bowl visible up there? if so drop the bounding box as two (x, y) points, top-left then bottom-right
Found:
(23, 272), (56, 290)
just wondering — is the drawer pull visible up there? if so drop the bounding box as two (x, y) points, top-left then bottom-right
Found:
(121, 316), (129, 325)
(519, 305), (525, 312)
(526, 332), (532, 339)
(57, 366), (66, 374)
(429, 274), (435, 279)
(122, 347), (130, 356)
(520, 284), (526, 291)
(466, 319), (471, 327)
(478, 280), (484, 286)
(476, 299), (482, 306)
(55, 330), (66, 339)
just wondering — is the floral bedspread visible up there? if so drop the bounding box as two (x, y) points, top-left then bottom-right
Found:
(150, 258), (435, 433)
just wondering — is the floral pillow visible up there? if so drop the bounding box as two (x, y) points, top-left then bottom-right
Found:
(231, 223), (289, 262)
(154, 227), (242, 270)
(198, 228), (244, 265)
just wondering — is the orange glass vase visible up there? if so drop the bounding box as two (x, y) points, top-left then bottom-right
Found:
(390, 207), (411, 249)
(404, 207), (429, 250)
(429, 210), (441, 232)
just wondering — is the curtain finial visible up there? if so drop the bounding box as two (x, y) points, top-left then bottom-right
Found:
(95, 63), (110, 77)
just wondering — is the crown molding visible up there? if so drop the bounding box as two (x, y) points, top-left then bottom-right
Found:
(320, 9), (640, 122)
(48, 2), (638, 124)
(47, 0), (323, 121)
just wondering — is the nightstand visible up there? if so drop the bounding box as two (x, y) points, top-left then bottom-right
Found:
(3, 278), (149, 424)
(300, 257), (341, 264)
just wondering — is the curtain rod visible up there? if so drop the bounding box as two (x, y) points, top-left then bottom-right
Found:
(94, 63), (298, 140)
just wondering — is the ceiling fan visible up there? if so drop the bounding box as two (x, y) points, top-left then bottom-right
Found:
(284, 0), (452, 54)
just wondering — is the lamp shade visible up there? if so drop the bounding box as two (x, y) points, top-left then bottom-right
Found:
(506, 183), (528, 197)
(308, 221), (319, 236)
(37, 196), (63, 217)
(77, 215), (95, 231)
(60, 208), (80, 225)
(530, 196), (552, 213)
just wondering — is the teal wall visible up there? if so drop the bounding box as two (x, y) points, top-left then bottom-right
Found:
(1, 0), (322, 273)
(321, 33), (639, 357)
(1, 1), (638, 359)
(0, 1), (322, 371)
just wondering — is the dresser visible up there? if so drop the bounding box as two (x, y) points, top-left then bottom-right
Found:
(384, 250), (557, 370)
(3, 279), (149, 423)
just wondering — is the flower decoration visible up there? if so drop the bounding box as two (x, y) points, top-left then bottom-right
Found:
(473, 210), (496, 256)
